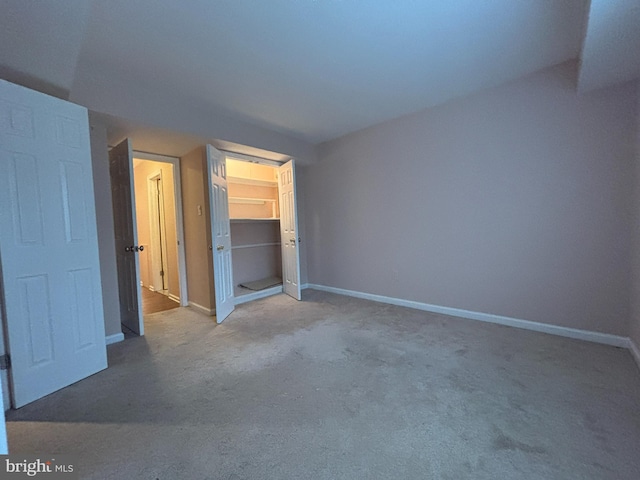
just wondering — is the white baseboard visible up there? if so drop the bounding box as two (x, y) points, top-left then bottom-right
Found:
(235, 285), (283, 305)
(105, 332), (124, 345)
(306, 284), (629, 348)
(148, 285), (156, 292)
(168, 293), (180, 304)
(301, 283), (309, 290)
(189, 301), (215, 316)
(628, 338), (640, 370)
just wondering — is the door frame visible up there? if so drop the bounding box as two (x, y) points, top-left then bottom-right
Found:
(132, 151), (189, 307)
(146, 170), (170, 293)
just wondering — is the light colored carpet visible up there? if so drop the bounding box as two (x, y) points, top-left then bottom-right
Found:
(6, 290), (640, 479)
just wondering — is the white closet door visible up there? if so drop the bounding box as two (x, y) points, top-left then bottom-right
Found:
(206, 145), (235, 322)
(109, 139), (143, 335)
(0, 79), (107, 407)
(278, 159), (301, 300)
(0, 380), (6, 453)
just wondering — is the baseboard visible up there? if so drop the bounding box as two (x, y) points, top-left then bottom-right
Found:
(235, 285), (283, 305)
(628, 338), (640, 371)
(105, 332), (124, 345)
(306, 284), (629, 348)
(148, 285), (156, 292)
(189, 301), (215, 316)
(301, 283), (309, 290)
(168, 293), (180, 304)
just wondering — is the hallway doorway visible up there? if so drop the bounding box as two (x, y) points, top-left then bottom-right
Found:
(132, 156), (183, 315)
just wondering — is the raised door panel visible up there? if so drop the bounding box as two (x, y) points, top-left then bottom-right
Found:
(206, 145), (235, 322)
(278, 160), (301, 300)
(0, 79), (107, 407)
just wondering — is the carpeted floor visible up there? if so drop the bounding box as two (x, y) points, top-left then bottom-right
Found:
(6, 290), (640, 479)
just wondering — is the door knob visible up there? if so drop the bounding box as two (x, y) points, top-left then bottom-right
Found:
(217, 245), (224, 251)
(125, 246), (131, 252)
(138, 245), (144, 252)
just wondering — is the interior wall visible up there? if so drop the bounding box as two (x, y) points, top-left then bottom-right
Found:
(133, 160), (180, 300)
(89, 114), (122, 338)
(305, 61), (637, 336)
(134, 164), (150, 288)
(180, 147), (215, 312)
(70, 61), (318, 165)
(231, 222), (282, 285)
(631, 80), (640, 350)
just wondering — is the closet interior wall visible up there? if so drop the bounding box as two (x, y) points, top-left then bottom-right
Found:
(227, 159), (282, 296)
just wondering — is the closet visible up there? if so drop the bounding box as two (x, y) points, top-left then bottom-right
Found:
(227, 159), (283, 298)
(180, 145), (301, 323)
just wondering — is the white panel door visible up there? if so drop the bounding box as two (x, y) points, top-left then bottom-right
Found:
(206, 145), (234, 323)
(0, 380), (6, 453)
(278, 159), (301, 300)
(109, 139), (143, 335)
(0, 79), (107, 407)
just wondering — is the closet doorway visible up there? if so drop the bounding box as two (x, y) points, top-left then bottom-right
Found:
(180, 145), (301, 324)
(132, 154), (186, 315)
(224, 152), (302, 303)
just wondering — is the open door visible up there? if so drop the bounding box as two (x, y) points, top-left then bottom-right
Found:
(0, 380), (6, 452)
(278, 159), (302, 300)
(0, 79), (107, 407)
(109, 139), (143, 335)
(206, 145), (234, 322)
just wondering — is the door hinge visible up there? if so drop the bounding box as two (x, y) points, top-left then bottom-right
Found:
(0, 354), (10, 370)
(160, 270), (165, 277)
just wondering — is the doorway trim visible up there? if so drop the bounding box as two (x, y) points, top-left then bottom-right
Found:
(147, 170), (170, 295)
(222, 150), (285, 168)
(133, 151), (189, 307)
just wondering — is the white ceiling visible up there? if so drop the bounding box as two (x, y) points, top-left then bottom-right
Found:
(0, 0), (638, 148)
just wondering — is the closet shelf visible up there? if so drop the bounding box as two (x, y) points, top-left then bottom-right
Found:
(229, 196), (276, 205)
(228, 175), (277, 187)
(231, 242), (281, 250)
(230, 218), (279, 223)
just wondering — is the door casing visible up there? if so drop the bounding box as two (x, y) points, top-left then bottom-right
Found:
(134, 151), (189, 307)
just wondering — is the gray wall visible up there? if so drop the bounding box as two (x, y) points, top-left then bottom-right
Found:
(180, 147), (215, 313)
(305, 62), (637, 336)
(89, 114), (122, 338)
(631, 81), (640, 348)
(70, 61), (317, 166)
